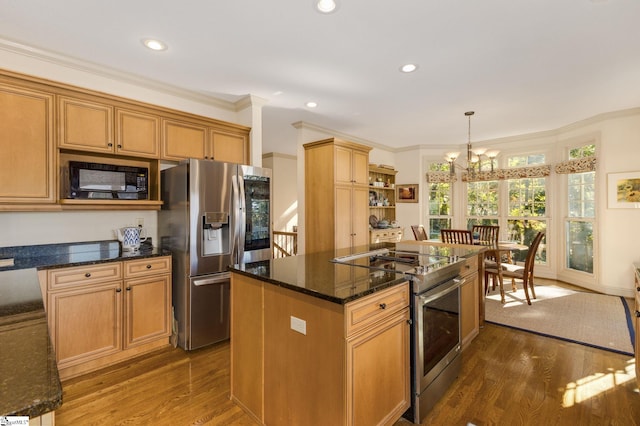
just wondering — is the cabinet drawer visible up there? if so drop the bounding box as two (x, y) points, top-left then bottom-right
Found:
(459, 255), (478, 278)
(124, 256), (171, 278)
(345, 283), (409, 337)
(48, 262), (122, 290)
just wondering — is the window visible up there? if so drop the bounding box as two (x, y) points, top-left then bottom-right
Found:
(465, 152), (548, 264)
(426, 162), (452, 238)
(505, 154), (548, 263)
(466, 180), (499, 229)
(565, 144), (595, 274)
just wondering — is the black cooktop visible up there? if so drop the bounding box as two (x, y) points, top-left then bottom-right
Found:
(332, 248), (461, 281)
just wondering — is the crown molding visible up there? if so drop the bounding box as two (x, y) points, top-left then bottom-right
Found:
(0, 37), (240, 111)
(291, 121), (396, 152)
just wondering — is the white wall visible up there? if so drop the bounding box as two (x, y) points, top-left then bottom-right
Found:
(262, 153), (298, 232)
(0, 211), (158, 247)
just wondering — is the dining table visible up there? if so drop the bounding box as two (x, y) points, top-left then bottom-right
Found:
(426, 239), (528, 263)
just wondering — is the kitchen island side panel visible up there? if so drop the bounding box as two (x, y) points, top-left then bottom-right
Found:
(230, 273), (265, 424)
(263, 284), (345, 426)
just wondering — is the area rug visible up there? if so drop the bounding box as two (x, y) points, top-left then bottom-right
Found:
(485, 284), (635, 356)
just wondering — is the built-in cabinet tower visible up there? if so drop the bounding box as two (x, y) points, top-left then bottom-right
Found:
(304, 138), (371, 253)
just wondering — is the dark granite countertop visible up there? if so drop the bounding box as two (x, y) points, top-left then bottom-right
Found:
(229, 242), (482, 304)
(0, 240), (171, 417)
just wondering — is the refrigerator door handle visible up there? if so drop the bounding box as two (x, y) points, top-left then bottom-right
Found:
(236, 171), (246, 262)
(231, 173), (241, 263)
(193, 272), (231, 286)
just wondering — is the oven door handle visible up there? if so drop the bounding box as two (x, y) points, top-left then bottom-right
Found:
(418, 277), (465, 304)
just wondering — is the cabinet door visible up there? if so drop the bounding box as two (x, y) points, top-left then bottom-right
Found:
(58, 96), (114, 153)
(346, 308), (410, 425)
(336, 185), (369, 250)
(352, 149), (369, 186)
(0, 84), (55, 203)
(335, 185), (353, 250)
(352, 186), (370, 248)
(124, 274), (171, 348)
(335, 146), (354, 185)
(115, 108), (160, 158)
(161, 119), (207, 160)
(460, 271), (479, 349)
(48, 282), (123, 368)
(209, 129), (248, 164)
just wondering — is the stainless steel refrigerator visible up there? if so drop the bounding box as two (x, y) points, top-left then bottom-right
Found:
(159, 159), (272, 350)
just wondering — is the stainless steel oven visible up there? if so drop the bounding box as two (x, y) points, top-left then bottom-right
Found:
(408, 274), (463, 423)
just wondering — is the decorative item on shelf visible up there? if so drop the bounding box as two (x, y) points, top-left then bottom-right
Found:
(445, 111), (499, 178)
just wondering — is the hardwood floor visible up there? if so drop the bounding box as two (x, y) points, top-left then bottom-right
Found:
(55, 282), (640, 426)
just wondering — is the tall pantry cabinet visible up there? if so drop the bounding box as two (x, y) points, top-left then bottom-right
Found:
(304, 138), (371, 254)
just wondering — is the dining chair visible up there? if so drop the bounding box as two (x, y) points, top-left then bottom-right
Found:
(472, 225), (500, 247)
(440, 229), (473, 245)
(472, 225), (501, 297)
(487, 231), (545, 305)
(411, 225), (428, 241)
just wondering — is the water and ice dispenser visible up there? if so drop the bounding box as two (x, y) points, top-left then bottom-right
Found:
(202, 212), (230, 256)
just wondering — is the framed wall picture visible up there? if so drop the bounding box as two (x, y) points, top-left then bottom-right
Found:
(607, 171), (640, 208)
(396, 184), (418, 203)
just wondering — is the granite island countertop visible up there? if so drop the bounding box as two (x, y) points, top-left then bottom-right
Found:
(0, 240), (171, 417)
(230, 242), (482, 304)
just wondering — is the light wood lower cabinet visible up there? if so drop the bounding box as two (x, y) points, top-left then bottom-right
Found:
(459, 254), (480, 349)
(231, 273), (410, 426)
(370, 228), (404, 244)
(45, 256), (172, 380)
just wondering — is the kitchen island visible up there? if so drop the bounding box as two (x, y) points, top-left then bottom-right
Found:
(0, 240), (171, 421)
(229, 243), (483, 426)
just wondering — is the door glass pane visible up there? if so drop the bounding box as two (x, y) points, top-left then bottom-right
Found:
(244, 176), (270, 251)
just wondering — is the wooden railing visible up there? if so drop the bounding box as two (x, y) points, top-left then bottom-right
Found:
(273, 231), (298, 258)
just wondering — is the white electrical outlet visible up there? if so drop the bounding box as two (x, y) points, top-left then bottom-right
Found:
(290, 316), (307, 335)
(136, 218), (144, 227)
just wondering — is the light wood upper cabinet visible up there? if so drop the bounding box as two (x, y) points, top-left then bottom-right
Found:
(336, 145), (369, 186)
(161, 119), (207, 160)
(115, 109), (160, 158)
(210, 129), (248, 164)
(59, 96), (161, 158)
(161, 120), (250, 164)
(58, 96), (114, 153)
(0, 83), (55, 203)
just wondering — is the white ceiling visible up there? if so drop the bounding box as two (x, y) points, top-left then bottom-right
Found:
(1, 0), (639, 155)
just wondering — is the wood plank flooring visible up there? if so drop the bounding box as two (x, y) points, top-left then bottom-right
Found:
(55, 285), (640, 426)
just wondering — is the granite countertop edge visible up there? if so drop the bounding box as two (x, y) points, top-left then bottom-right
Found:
(228, 265), (407, 305)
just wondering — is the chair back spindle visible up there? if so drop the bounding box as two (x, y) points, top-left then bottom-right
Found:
(440, 229), (473, 245)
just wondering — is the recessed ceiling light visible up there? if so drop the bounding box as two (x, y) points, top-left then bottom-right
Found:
(400, 63), (418, 73)
(142, 38), (168, 51)
(316, 0), (337, 14)
(306, 101), (318, 108)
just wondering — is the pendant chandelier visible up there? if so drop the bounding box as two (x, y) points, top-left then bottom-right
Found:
(445, 111), (499, 177)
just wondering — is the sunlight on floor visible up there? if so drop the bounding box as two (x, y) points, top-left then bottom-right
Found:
(561, 358), (636, 407)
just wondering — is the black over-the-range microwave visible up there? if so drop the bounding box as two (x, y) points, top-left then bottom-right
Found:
(67, 161), (149, 200)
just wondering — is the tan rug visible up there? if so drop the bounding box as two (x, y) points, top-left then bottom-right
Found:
(485, 284), (635, 356)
